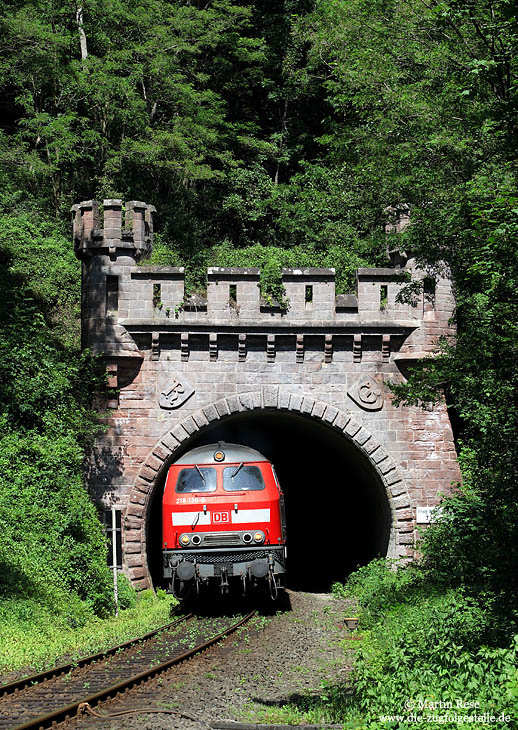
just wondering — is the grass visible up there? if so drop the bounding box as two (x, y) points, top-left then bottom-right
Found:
(0, 590), (178, 677)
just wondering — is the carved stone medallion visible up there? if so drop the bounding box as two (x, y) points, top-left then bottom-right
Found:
(348, 375), (384, 411)
(159, 376), (195, 410)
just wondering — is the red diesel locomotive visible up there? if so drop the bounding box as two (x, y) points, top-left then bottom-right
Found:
(162, 442), (286, 598)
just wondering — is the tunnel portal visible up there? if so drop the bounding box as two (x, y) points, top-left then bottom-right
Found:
(147, 409), (391, 592)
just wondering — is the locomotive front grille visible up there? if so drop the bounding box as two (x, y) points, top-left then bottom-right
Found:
(203, 533), (241, 546)
(198, 549), (270, 564)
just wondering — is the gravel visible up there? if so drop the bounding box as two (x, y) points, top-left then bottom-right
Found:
(65, 590), (356, 730)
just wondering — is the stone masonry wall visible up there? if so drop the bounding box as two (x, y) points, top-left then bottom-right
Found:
(73, 199), (461, 589)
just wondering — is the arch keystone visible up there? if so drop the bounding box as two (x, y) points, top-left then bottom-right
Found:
(262, 386), (279, 408)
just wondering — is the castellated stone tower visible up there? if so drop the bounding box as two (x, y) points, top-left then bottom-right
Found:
(74, 199), (460, 590)
(72, 199), (156, 356)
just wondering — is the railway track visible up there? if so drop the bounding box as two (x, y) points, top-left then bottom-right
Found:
(0, 611), (256, 730)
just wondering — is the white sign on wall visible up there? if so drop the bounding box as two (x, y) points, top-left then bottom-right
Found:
(416, 506), (442, 524)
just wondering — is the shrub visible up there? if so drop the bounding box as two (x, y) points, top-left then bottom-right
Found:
(333, 560), (518, 729)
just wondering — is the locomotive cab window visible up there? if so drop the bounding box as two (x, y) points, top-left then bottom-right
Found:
(175, 467), (217, 493)
(223, 465), (265, 491)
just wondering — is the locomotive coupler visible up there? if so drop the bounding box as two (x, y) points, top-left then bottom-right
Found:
(220, 566), (230, 594)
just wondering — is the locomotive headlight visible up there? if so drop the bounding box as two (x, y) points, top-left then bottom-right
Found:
(253, 531), (264, 544)
(179, 534), (190, 546)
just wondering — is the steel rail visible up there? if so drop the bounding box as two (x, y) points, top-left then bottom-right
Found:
(0, 614), (192, 698)
(11, 610), (256, 730)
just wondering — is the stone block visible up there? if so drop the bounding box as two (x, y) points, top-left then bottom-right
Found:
(399, 533), (414, 545)
(301, 396), (315, 414)
(215, 398), (230, 417)
(153, 444), (171, 462)
(353, 427), (371, 446)
(161, 432), (181, 452)
(371, 447), (390, 465)
(278, 390), (291, 410)
(172, 424), (190, 442)
(322, 405), (338, 424)
(288, 393), (303, 412)
(312, 400), (327, 419)
(146, 455), (164, 472)
(134, 477), (152, 493)
(344, 418), (361, 437)
(124, 541), (142, 553)
(128, 567), (146, 580)
(394, 494), (411, 509)
(388, 480), (406, 496)
(124, 530), (142, 542)
(263, 385), (279, 408)
(126, 555), (144, 568)
(139, 466), (157, 482)
(127, 504), (144, 518)
(181, 416), (198, 435)
(130, 492), (146, 505)
(133, 578), (151, 591)
(397, 521), (414, 533)
(192, 409), (209, 429)
(379, 457), (398, 476)
(203, 403), (220, 421)
(225, 394), (241, 413)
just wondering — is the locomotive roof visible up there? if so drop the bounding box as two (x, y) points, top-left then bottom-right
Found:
(173, 442), (269, 465)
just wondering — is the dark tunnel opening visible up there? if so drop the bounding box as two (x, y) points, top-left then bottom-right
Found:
(147, 410), (392, 593)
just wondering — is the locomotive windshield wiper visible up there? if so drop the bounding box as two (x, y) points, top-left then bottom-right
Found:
(195, 464), (206, 484)
(231, 462), (244, 479)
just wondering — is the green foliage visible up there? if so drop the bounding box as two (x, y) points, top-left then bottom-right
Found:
(329, 561), (518, 729)
(116, 574), (137, 611)
(390, 191), (518, 625)
(332, 558), (424, 627)
(0, 588), (176, 673)
(0, 204), (113, 628)
(0, 428), (111, 613)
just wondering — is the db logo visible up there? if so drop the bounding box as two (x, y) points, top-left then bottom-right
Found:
(212, 511), (230, 524)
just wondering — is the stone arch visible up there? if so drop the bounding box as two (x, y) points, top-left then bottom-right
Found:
(124, 387), (413, 589)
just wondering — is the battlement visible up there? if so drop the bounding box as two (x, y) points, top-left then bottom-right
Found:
(121, 265), (426, 327)
(71, 199), (156, 260)
(73, 200), (455, 362)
